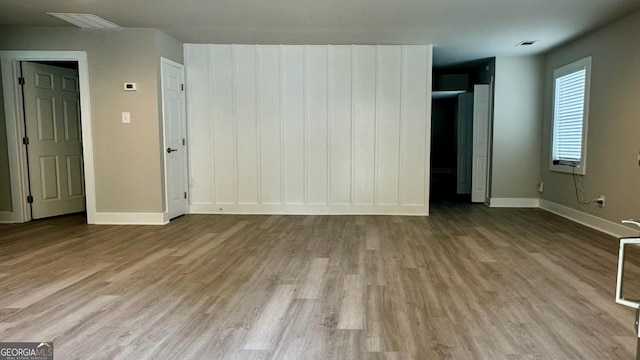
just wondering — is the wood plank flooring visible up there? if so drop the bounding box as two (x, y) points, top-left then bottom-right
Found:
(1, 203), (639, 359)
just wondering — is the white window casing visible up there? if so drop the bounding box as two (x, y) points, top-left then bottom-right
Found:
(551, 56), (591, 175)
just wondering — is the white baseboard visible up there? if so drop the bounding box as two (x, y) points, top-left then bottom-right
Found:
(489, 198), (540, 208)
(93, 212), (169, 225)
(0, 211), (14, 223)
(539, 199), (638, 238)
(189, 203), (429, 216)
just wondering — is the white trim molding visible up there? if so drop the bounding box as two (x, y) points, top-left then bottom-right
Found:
(539, 199), (638, 238)
(190, 204), (428, 216)
(489, 198), (540, 208)
(0, 51), (96, 224)
(93, 212), (169, 225)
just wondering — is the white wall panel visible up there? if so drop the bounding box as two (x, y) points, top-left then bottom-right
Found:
(185, 44), (432, 215)
(400, 46), (429, 206)
(306, 46), (329, 205)
(329, 46), (352, 205)
(353, 46), (377, 206)
(375, 46), (402, 206)
(283, 47), (305, 205)
(235, 45), (259, 204)
(258, 46), (282, 204)
(184, 45), (213, 204)
(211, 45), (236, 204)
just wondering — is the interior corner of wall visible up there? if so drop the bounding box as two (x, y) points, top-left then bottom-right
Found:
(0, 211), (14, 223)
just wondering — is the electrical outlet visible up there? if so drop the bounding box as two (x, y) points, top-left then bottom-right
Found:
(538, 182), (544, 193)
(596, 195), (605, 207)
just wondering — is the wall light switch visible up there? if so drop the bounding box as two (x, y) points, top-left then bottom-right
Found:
(122, 112), (131, 124)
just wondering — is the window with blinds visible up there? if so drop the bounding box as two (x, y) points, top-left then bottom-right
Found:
(551, 57), (591, 174)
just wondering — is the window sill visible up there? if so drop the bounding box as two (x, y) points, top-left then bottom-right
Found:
(550, 163), (585, 175)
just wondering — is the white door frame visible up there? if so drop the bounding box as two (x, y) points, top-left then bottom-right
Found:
(1, 51), (96, 224)
(160, 57), (188, 220)
(485, 78), (495, 204)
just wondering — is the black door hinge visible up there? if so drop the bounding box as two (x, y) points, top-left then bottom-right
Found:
(18, 77), (25, 85)
(26, 195), (33, 203)
(184, 192), (187, 199)
(22, 137), (29, 145)
(182, 138), (186, 146)
(181, 84), (184, 91)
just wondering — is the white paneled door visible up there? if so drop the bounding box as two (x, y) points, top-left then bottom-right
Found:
(161, 58), (188, 220)
(22, 62), (85, 219)
(185, 44), (432, 215)
(471, 84), (490, 203)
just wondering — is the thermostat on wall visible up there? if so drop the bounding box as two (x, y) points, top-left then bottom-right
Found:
(124, 82), (137, 91)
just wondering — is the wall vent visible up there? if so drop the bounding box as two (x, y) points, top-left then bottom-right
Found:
(47, 13), (121, 29)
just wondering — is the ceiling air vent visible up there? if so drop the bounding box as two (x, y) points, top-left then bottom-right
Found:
(517, 40), (537, 47)
(47, 13), (121, 29)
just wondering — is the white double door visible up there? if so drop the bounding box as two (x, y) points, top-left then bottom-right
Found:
(22, 62), (85, 219)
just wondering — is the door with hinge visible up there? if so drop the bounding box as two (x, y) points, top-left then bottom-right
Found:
(471, 84), (490, 203)
(161, 58), (188, 220)
(21, 62), (85, 219)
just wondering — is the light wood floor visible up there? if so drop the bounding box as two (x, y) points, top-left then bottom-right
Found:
(1, 203), (639, 359)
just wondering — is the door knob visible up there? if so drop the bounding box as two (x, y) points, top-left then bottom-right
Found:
(167, 148), (177, 153)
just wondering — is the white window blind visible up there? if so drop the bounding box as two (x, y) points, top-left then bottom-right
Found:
(553, 69), (586, 161)
(551, 57), (591, 174)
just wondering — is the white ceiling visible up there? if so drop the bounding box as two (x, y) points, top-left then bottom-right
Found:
(1, 0), (639, 66)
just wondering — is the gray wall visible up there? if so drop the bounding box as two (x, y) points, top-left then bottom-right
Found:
(541, 10), (640, 221)
(491, 56), (544, 199)
(0, 27), (183, 214)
